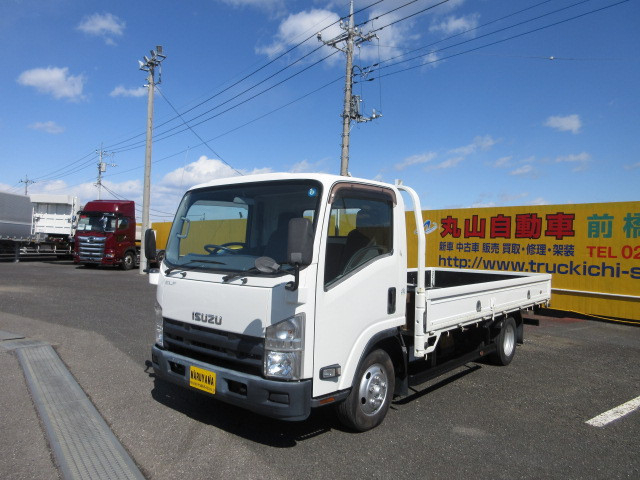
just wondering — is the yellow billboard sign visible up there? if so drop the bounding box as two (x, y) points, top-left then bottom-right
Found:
(407, 202), (640, 321)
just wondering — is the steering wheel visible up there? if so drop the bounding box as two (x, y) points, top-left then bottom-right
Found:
(203, 242), (248, 254)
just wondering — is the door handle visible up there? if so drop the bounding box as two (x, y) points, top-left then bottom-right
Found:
(387, 287), (396, 314)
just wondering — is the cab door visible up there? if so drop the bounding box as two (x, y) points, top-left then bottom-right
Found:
(313, 183), (406, 398)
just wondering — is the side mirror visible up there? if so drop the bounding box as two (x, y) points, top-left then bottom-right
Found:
(144, 228), (157, 261)
(287, 218), (313, 266)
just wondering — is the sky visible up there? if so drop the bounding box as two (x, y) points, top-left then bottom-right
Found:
(1, 0), (638, 221)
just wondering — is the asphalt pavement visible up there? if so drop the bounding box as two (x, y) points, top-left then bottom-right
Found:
(0, 259), (638, 480)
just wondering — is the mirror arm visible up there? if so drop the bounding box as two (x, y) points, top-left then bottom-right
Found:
(285, 263), (300, 291)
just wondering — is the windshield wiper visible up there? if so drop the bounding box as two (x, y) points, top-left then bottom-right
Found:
(222, 267), (259, 283)
(165, 259), (226, 275)
(222, 256), (294, 283)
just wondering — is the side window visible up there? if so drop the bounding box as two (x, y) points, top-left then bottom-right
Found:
(117, 217), (129, 231)
(324, 192), (393, 286)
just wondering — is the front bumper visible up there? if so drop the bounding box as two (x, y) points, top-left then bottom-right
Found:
(73, 256), (116, 266)
(151, 344), (312, 421)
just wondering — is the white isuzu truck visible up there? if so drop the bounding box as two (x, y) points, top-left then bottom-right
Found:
(146, 173), (551, 431)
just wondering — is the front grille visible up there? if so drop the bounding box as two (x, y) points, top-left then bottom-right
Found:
(77, 236), (106, 261)
(163, 318), (264, 376)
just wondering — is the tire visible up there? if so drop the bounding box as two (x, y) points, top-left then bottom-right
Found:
(336, 349), (395, 432)
(121, 251), (135, 271)
(490, 316), (517, 366)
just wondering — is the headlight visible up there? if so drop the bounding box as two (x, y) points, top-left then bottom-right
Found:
(264, 314), (304, 380)
(154, 301), (164, 347)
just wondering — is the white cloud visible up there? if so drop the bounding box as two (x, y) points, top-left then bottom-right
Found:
(544, 114), (582, 134)
(492, 156), (512, 168)
(0, 182), (16, 193)
(257, 9), (340, 58)
(110, 85), (147, 98)
(624, 162), (640, 170)
(430, 14), (480, 35)
(25, 178), (142, 210)
(77, 13), (125, 45)
(358, 10), (411, 63)
(434, 0), (467, 14)
(556, 152), (590, 172)
(218, 0), (284, 11)
(499, 192), (529, 203)
(17, 67), (86, 101)
(161, 157), (240, 189)
(426, 156), (464, 171)
(449, 135), (497, 156)
(161, 156), (272, 191)
(289, 159), (326, 173)
(421, 51), (441, 69)
(470, 201), (496, 208)
(509, 164), (535, 176)
(394, 152), (437, 170)
(28, 121), (65, 134)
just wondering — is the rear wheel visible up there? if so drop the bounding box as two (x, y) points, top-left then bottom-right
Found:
(336, 349), (395, 432)
(121, 251), (135, 270)
(491, 316), (517, 366)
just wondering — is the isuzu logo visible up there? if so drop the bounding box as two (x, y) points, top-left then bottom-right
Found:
(192, 311), (222, 325)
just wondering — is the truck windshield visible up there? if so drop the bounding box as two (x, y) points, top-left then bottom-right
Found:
(164, 180), (322, 273)
(76, 213), (117, 233)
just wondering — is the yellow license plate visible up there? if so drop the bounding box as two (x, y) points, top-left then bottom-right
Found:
(189, 366), (216, 394)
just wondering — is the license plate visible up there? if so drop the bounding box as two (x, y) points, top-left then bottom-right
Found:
(189, 366), (216, 394)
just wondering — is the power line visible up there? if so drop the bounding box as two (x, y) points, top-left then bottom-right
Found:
(103, 0), (387, 153)
(111, 49), (341, 153)
(13, 0), (627, 190)
(363, 0), (451, 33)
(155, 86), (242, 175)
(366, 0), (597, 73)
(101, 184), (175, 217)
(103, 76), (343, 180)
(31, 151), (97, 182)
(370, 0), (556, 68)
(9, 3), (368, 185)
(19, 175), (36, 195)
(106, 0), (612, 163)
(373, 0), (630, 79)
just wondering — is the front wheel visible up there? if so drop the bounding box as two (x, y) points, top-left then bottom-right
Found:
(336, 349), (395, 432)
(121, 251), (135, 270)
(490, 316), (517, 366)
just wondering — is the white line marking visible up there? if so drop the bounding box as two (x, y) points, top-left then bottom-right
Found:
(586, 395), (640, 427)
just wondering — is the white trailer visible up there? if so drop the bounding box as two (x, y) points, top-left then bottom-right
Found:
(0, 191), (77, 260)
(147, 173), (551, 431)
(30, 193), (78, 238)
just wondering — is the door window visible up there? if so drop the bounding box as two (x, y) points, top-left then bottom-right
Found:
(324, 189), (393, 286)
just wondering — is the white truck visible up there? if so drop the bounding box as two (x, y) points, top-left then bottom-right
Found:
(0, 191), (78, 260)
(146, 173), (551, 431)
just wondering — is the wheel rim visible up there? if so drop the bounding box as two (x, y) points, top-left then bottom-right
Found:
(357, 363), (388, 416)
(124, 253), (133, 267)
(503, 323), (515, 357)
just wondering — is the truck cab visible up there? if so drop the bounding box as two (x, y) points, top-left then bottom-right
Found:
(74, 200), (139, 270)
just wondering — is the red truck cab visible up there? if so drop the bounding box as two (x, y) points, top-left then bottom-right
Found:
(73, 200), (139, 270)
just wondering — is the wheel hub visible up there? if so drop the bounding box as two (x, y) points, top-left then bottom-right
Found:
(358, 363), (388, 416)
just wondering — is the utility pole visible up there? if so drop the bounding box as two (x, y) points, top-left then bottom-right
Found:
(95, 144), (116, 200)
(318, 0), (380, 176)
(19, 175), (36, 195)
(138, 45), (166, 274)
